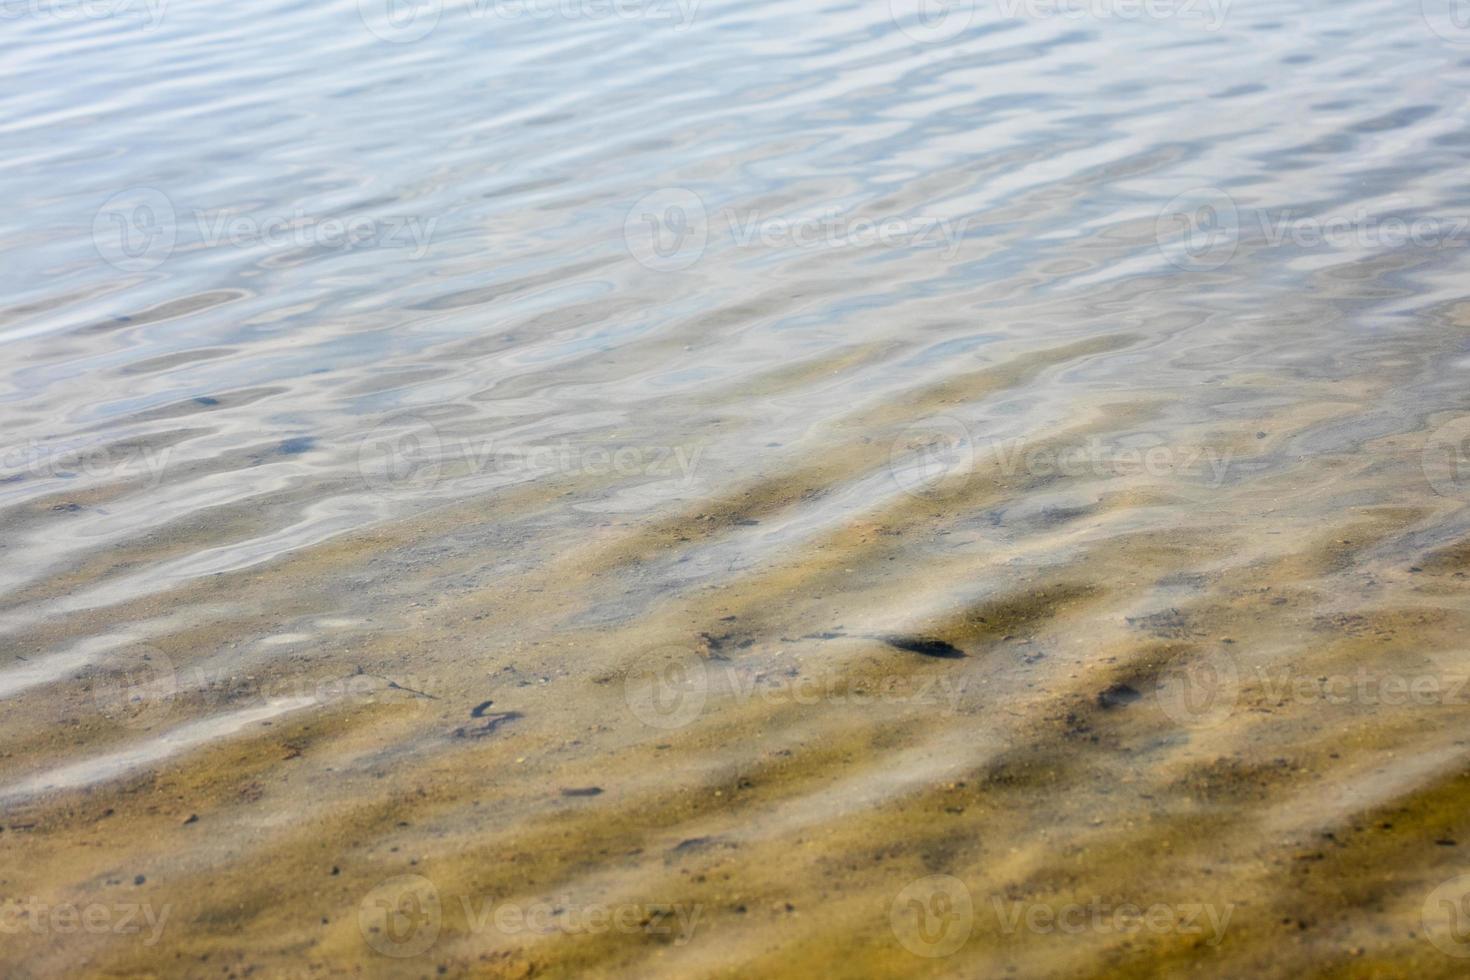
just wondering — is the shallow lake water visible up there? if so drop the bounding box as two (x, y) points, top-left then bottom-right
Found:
(5, 0), (1470, 975)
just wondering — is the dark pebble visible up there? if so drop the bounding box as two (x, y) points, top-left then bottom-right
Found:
(877, 635), (966, 659)
(454, 711), (523, 738)
(1097, 683), (1142, 709)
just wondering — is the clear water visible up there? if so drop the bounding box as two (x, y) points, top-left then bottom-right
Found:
(5, 0), (1470, 975)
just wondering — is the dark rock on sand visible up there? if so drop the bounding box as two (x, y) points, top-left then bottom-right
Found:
(454, 711), (523, 738)
(876, 635), (966, 659)
(1097, 683), (1142, 709)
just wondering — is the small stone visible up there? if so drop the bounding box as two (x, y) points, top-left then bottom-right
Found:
(1097, 683), (1142, 709)
(877, 635), (966, 659)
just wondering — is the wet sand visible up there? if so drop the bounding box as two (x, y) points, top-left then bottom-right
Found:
(6, 320), (1470, 976)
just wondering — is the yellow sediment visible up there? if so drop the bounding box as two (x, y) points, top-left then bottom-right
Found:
(4, 336), (1470, 979)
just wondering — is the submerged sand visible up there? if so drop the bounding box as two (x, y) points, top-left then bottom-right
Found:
(5, 313), (1470, 977)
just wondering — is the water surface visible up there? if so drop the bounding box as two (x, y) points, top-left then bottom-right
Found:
(5, 0), (1470, 975)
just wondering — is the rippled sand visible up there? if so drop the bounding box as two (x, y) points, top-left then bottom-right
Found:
(5, 0), (1470, 976)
